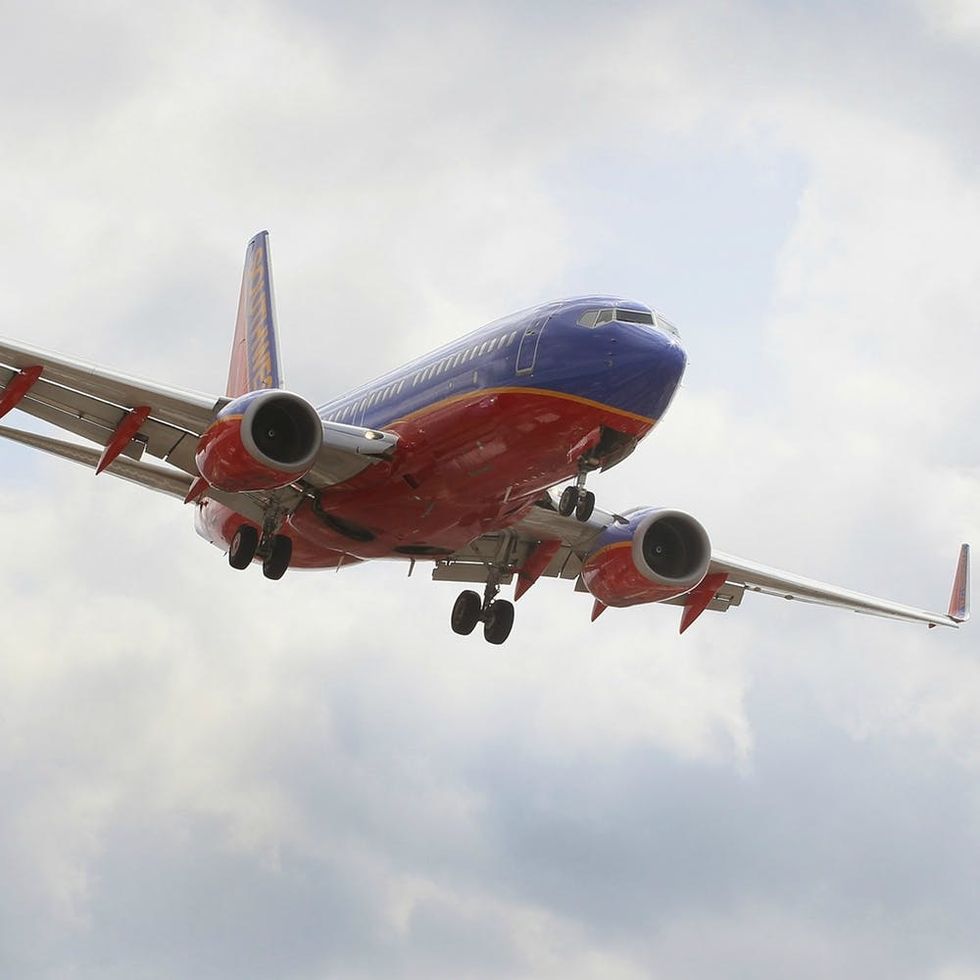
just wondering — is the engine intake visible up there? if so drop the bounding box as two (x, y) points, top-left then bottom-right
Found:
(581, 508), (711, 608)
(196, 390), (323, 492)
(242, 393), (322, 470)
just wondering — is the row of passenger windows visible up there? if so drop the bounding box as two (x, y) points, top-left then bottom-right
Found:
(326, 328), (521, 423)
(329, 378), (407, 423)
(409, 328), (520, 387)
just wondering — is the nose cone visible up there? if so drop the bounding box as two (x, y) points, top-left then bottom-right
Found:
(606, 320), (687, 421)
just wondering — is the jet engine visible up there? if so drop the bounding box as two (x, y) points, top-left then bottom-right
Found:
(581, 508), (712, 607)
(195, 390), (323, 492)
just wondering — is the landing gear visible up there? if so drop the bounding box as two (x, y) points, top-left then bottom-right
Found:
(451, 576), (515, 645)
(558, 471), (596, 522)
(575, 490), (596, 522)
(483, 599), (514, 645)
(229, 525), (258, 569)
(228, 519), (292, 580)
(262, 534), (292, 580)
(451, 590), (482, 635)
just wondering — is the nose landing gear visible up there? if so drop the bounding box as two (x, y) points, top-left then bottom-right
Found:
(451, 575), (515, 645)
(558, 470), (596, 522)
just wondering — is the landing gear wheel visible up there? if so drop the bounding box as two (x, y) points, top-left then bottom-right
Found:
(575, 490), (596, 522)
(229, 525), (258, 569)
(262, 534), (292, 580)
(484, 599), (515, 645)
(558, 485), (579, 517)
(451, 590), (482, 635)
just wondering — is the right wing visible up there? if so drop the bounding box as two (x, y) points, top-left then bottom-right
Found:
(439, 492), (969, 632)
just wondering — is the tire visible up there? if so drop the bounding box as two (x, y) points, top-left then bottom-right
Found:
(558, 485), (578, 517)
(451, 590), (482, 635)
(229, 525), (259, 569)
(575, 490), (596, 522)
(484, 600), (515, 645)
(262, 534), (292, 580)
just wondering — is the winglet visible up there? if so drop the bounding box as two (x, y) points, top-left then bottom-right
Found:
(948, 544), (970, 623)
(226, 231), (284, 397)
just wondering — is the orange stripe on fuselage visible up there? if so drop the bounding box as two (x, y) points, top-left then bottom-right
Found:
(376, 386), (658, 432)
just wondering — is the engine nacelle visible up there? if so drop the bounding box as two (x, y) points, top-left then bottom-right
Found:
(196, 390), (323, 492)
(581, 508), (712, 607)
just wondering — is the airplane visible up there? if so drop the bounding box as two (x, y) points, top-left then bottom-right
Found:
(0, 231), (970, 644)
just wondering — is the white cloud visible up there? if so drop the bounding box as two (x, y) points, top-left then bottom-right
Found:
(1, 1), (979, 977)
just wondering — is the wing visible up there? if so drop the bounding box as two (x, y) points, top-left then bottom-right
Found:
(440, 493), (969, 632)
(704, 547), (968, 629)
(0, 335), (395, 519)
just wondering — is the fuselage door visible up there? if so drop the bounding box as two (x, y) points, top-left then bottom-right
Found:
(515, 308), (556, 376)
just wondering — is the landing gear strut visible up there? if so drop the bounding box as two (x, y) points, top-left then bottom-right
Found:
(451, 574), (515, 645)
(558, 469), (596, 522)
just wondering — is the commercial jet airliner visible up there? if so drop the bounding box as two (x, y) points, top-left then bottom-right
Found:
(0, 232), (969, 643)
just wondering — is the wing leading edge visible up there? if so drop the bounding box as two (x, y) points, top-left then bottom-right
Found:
(707, 544), (969, 631)
(445, 495), (969, 633)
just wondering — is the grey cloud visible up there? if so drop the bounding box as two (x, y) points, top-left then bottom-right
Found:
(1, 1), (980, 978)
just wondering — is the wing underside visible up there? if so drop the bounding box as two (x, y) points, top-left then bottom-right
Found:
(442, 494), (968, 631)
(0, 333), (395, 522)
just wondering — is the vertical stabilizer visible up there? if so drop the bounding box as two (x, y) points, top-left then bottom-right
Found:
(226, 231), (284, 397)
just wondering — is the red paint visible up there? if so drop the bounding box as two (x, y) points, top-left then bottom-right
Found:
(0, 365), (43, 419)
(948, 544), (970, 621)
(195, 414), (303, 492)
(197, 388), (654, 567)
(678, 572), (728, 634)
(194, 498), (362, 570)
(96, 405), (151, 475)
(514, 539), (562, 601)
(183, 476), (209, 504)
(566, 426), (602, 465)
(580, 541), (699, 608)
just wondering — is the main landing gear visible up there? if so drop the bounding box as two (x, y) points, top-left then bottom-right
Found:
(558, 469), (596, 522)
(228, 523), (293, 580)
(451, 577), (515, 645)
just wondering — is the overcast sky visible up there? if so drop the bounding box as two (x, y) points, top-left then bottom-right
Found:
(1, 1), (979, 977)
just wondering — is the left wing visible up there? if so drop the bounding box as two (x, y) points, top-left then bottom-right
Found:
(0, 335), (396, 509)
(439, 493), (969, 632)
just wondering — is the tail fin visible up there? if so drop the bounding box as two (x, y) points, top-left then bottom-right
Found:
(948, 543), (970, 623)
(226, 231), (285, 397)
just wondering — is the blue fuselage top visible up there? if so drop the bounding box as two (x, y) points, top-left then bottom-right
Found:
(318, 296), (688, 430)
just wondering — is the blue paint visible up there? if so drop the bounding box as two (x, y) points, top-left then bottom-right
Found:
(589, 508), (653, 554)
(316, 296), (688, 430)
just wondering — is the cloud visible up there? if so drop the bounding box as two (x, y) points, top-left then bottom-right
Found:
(1, 2), (979, 977)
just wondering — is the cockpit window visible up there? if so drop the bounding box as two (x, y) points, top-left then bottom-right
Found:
(577, 307), (655, 327)
(614, 309), (654, 324)
(655, 312), (680, 338)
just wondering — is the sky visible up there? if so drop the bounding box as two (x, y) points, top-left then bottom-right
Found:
(1, 1), (979, 977)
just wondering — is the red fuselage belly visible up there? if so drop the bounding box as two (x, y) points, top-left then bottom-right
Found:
(196, 388), (653, 567)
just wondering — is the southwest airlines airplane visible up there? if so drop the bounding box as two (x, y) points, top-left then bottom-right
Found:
(0, 233), (969, 644)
